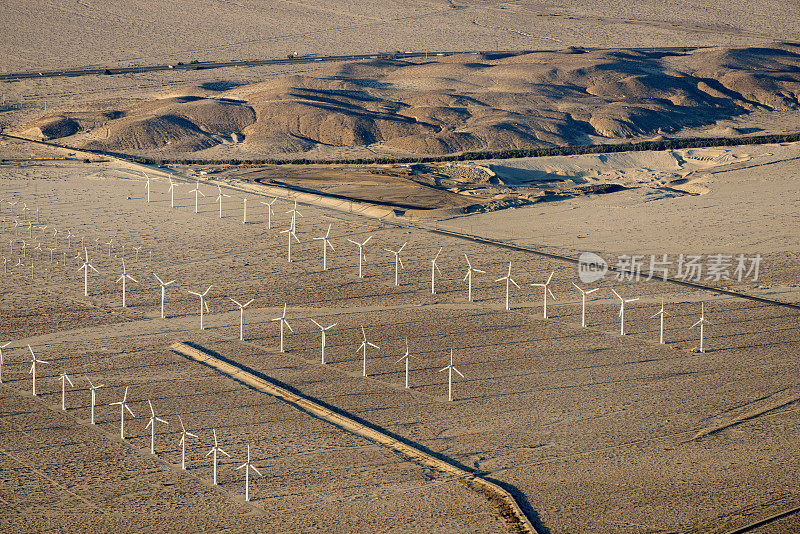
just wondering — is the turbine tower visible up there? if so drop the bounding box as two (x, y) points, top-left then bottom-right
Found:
(438, 349), (464, 402)
(206, 429), (230, 485)
(313, 224), (336, 271)
(78, 247), (100, 296)
(86, 377), (104, 425)
(110, 386), (135, 439)
(115, 258), (138, 308)
(430, 247), (442, 294)
(236, 444), (263, 502)
(347, 236), (372, 278)
(396, 338), (411, 388)
(309, 318), (336, 364)
(28, 344), (49, 396)
(187, 285), (213, 330)
(153, 272), (176, 319)
(611, 288), (639, 336)
(531, 272), (555, 318)
(229, 297), (254, 341)
(495, 262), (519, 311)
(271, 304), (293, 353)
(691, 302), (708, 353)
(650, 297), (667, 344)
(178, 415), (198, 470)
(145, 399), (169, 455)
(357, 325), (379, 377)
(572, 282), (599, 328)
(384, 242), (407, 286)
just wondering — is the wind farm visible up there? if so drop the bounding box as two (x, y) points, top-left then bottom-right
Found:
(2, 4), (800, 532)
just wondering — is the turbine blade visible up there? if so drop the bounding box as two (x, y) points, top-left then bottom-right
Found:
(309, 318), (322, 329)
(453, 367), (464, 378)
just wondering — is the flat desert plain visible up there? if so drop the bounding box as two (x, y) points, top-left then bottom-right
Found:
(0, 133), (799, 532)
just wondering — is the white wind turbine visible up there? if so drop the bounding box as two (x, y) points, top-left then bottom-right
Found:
(242, 197), (248, 224)
(206, 429), (230, 485)
(86, 377), (104, 425)
(168, 178), (178, 208)
(58, 370), (74, 411)
(384, 242), (406, 286)
(0, 341), (10, 383)
(260, 197), (277, 229)
(188, 285), (213, 330)
(430, 247), (442, 294)
(691, 302), (708, 353)
(438, 349), (464, 402)
(178, 415), (198, 470)
(28, 344), (49, 396)
(236, 444), (263, 502)
(286, 200), (303, 232)
(280, 227), (299, 263)
(229, 297), (254, 341)
(215, 185), (231, 218)
(531, 272), (556, 318)
(145, 399), (169, 455)
(572, 282), (599, 327)
(610, 288), (639, 336)
(110, 386), (135, 439)
(495, 262), (520, 311)
(396, 338), (411, 388)
(313, 224), (335, 271)
(309, 318), (336, 364)
(272, 304), (293, 353)
(143, 172), (152, 203)
(357, 325), (379, 377)
(153, 273), (176, 319)
(462, 255), (484, 302)
(347, 236), (372, 278)
(189, 181), (205, 213)
(115, 258), (138, 308)
(650, 297), (668, 344)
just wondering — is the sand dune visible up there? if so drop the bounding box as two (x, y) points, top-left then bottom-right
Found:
(18, 44), (800, 158)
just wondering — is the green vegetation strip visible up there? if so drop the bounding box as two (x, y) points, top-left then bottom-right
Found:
(171, 341), (538, 534)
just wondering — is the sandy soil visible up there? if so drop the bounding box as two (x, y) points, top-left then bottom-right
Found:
(1, 148), (799, 532)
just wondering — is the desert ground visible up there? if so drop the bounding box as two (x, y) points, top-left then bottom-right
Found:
(1, 129), (799, 532)
(2, 1), (800, 532)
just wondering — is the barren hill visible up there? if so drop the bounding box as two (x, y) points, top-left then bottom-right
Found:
(20, 44), (800, 159)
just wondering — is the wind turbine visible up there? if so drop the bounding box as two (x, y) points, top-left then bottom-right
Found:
(106, 238), (113, 258)
(0, 341), (10, 383)
(110, 386), (135, 439)
(260, 197), (277, 229)
(347, 236), (372, 278)
(28, 345), (48, 396)
(572, 282), (599, 327)
(215, 185), (231, 218)
(58, 370), (74, 411)
(313, 224), (335, 271)
(610, 288), (639, 336)
(384, 242), (406, 286)
(309, 318), (336, 364)
(430, 247), (443, 294)
(396, 338), (411, 388)
(145, 400), (169, 455)
(438, 349), (464, 402)
(242, 198), (248, 223)
(86, 377), (104, 425)
(691, 302), (708, 353)
(463, 254), (485, 302)
(143, 172), (151, 202)
(206, 429), (230, 485)
(286, 200), (303, 232)
(178, 415), (198, 470)
(531, 272), (556, 318)
(650, 298), (668, 344)
(280, 227), (299, 262)
(78, 248), (100, 297)
(357, 325), (379, 377)
(229, 297), (254, 341)
(188, 285), (213, 330)
(495, 262), (519, 311)
(236, 444), (262, 502)
(189, 181), (205, 213)
(115, 258), (138, 308)
(271, 304), (293, 353)
(168, 178), (178, 208)
(153, 273), (175, 319)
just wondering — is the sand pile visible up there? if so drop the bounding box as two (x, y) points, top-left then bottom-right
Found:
(20, 44), (800, 157)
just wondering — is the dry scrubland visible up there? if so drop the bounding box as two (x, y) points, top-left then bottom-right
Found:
(16, 44), (800, 160)
(0, 159), (799, 532)
(3, 0), (799, 73)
